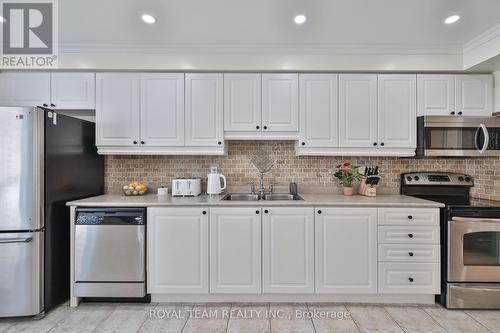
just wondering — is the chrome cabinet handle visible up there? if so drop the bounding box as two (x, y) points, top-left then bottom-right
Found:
(0, 237), (33, 243)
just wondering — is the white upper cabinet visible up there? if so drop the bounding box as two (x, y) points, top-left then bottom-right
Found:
(315, 208), (378, 294)
(209, 208), (262, 294)
(417, 75), (455, 116)
(377, 75), (416, 148)
(0, 73), (50, 107)
(262, 74), (299, 132)
(262, 207), (315, 293)
(456, 74), (493, 116)
(147, 207), (209, 294)
(339, 74), (378, 148)
(50, 73), (96, 109)
(417, 74), (493, 116)
(140, 74), (185, 146)
(299, 74), (339, 147)
(185, 73), (224, 147)
(96, 73), (140, 146)
(224, 73), (262, 132)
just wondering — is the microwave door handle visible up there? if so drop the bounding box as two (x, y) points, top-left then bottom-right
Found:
(480, 124), (489, 154)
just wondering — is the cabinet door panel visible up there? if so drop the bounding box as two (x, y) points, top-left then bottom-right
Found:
(0, 73), (50, 107)
(378, 74), (416, 149)
(185, 73), (223, 147)
(147, 207), (209, 294)
(262, 74), (298, 132)
(315, 208), (378, 294)
(299, 74), (339, 147)
(51, 73), (96, 109)
(140, 74), (185, 146)
(417, 75), (455, 116)
(262, 207), (314, 293)
(224, 74), (261, 132)
(96, 73), (140, 146)
(339, 74), (377, 147)
(210, 208), (261, 293)
(456, 75), (493, 116)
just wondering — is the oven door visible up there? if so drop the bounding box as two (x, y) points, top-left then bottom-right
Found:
(448, 217), (500, 282)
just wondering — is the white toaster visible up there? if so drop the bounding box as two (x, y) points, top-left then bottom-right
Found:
(171, 178), (202, 197)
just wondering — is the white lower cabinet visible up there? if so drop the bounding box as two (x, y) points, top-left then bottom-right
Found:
(262, 207), (315, 293)
(209, 208), (262, 293)
(315, 208), (378, 294)
(379, 263), (440, 294)
(147, 207), (209, 294)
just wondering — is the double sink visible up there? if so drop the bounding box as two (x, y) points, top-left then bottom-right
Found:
(222, 193), (303, 201)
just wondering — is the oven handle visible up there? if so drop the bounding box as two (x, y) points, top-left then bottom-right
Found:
(452, 217), (500, 223)
(475, 124), (489, 154)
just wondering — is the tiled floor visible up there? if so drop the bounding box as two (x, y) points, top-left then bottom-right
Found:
(1, 302), (500, 333)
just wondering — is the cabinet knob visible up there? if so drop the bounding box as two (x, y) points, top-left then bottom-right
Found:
(380, 142), (385, 147)
(202, 211), (207, 215)
(43, 103), (48, 107)
(408, 277), (414, 282)
(264, 209), (269, 214)
(141, 141), (145, 145)
(133, 141), (138, 144)
(302, 142), (306, 146)
(408, 233), (414, 238)
(408, 252), (414, 257)
(317, 210), (322, 214)
(218, 141), (222, 145)
(373, 142), (378, 146)
(263, 126), (268, 130)
(408, 215), (413, 220)
(458, 111), (463, 115)
(256, 210), (260, 215)
(50, 103), (56, 107)
(451, 111), (456, 115)
(256, 125), (260, 130)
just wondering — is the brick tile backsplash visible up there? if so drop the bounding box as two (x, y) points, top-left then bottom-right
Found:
(105, 141), (500, 201)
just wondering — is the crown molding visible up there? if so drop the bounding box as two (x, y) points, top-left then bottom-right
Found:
(59, 43), (462, 56)
(463, 22), (500, 53)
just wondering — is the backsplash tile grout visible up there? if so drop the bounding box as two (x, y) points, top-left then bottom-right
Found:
(104, 141), (500, 201)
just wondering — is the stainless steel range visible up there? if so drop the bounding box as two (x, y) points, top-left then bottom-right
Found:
(401, 172), (500, 309)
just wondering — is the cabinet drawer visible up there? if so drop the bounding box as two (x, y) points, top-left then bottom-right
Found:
(378, 208), (439, 226)
(378, 244), (440, 262)
(379, 263), (440, 294)
(378, 226), (440, 244)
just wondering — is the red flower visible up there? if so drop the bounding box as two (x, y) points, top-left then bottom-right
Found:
(336, 164), (341, 168)
(343, 170), (348, 175)
(343, 162), (351, 167)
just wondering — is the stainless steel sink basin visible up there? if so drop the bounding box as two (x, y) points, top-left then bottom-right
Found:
(263, 194), (303, 201)
(221, 193), (303, 201)
(221, 194), (260, 201)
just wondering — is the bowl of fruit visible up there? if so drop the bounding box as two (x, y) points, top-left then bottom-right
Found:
(123, 182), (148, 196)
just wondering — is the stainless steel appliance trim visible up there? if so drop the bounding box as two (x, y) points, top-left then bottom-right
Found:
(424, 149), (500, 157)
(447, 283), (500, 309)
(452, 217), (500, 223)
(448, 218), (500, 282)
(423, 116), (500, 127)
(73, 282), (145, 298)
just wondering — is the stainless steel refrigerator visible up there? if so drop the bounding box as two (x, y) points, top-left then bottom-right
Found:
(0, 107), (104, 318)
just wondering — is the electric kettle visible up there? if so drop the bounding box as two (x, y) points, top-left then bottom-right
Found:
(207, 167), (227, 195)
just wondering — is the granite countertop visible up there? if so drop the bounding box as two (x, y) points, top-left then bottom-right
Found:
(67, 193), (444, 208)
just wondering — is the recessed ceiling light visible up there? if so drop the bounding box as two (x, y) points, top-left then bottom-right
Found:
(444, 15), (460, 24)
(294, 14), (307, 25)
(142, 14), (156, 24)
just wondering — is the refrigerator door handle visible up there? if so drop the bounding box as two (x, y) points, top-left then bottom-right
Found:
(0, 237), (33, 244)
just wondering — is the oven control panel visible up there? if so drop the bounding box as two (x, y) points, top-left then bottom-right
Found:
(402, 172), (474, 186)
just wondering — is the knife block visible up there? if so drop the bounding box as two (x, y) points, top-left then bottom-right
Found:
(359, 182), (380, 197)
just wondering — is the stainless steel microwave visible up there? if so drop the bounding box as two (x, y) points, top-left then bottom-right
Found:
(416, 116), (500, 157)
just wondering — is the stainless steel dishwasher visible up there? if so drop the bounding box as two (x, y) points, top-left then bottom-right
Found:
(74, 208), (146, 298)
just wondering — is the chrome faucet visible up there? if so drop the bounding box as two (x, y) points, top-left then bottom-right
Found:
(255, 172), (273, 198)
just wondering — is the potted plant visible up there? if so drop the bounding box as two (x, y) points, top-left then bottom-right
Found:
(334, 162), (363, 196)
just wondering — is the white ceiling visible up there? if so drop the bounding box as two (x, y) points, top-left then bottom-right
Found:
(59, 0), (500, 52)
